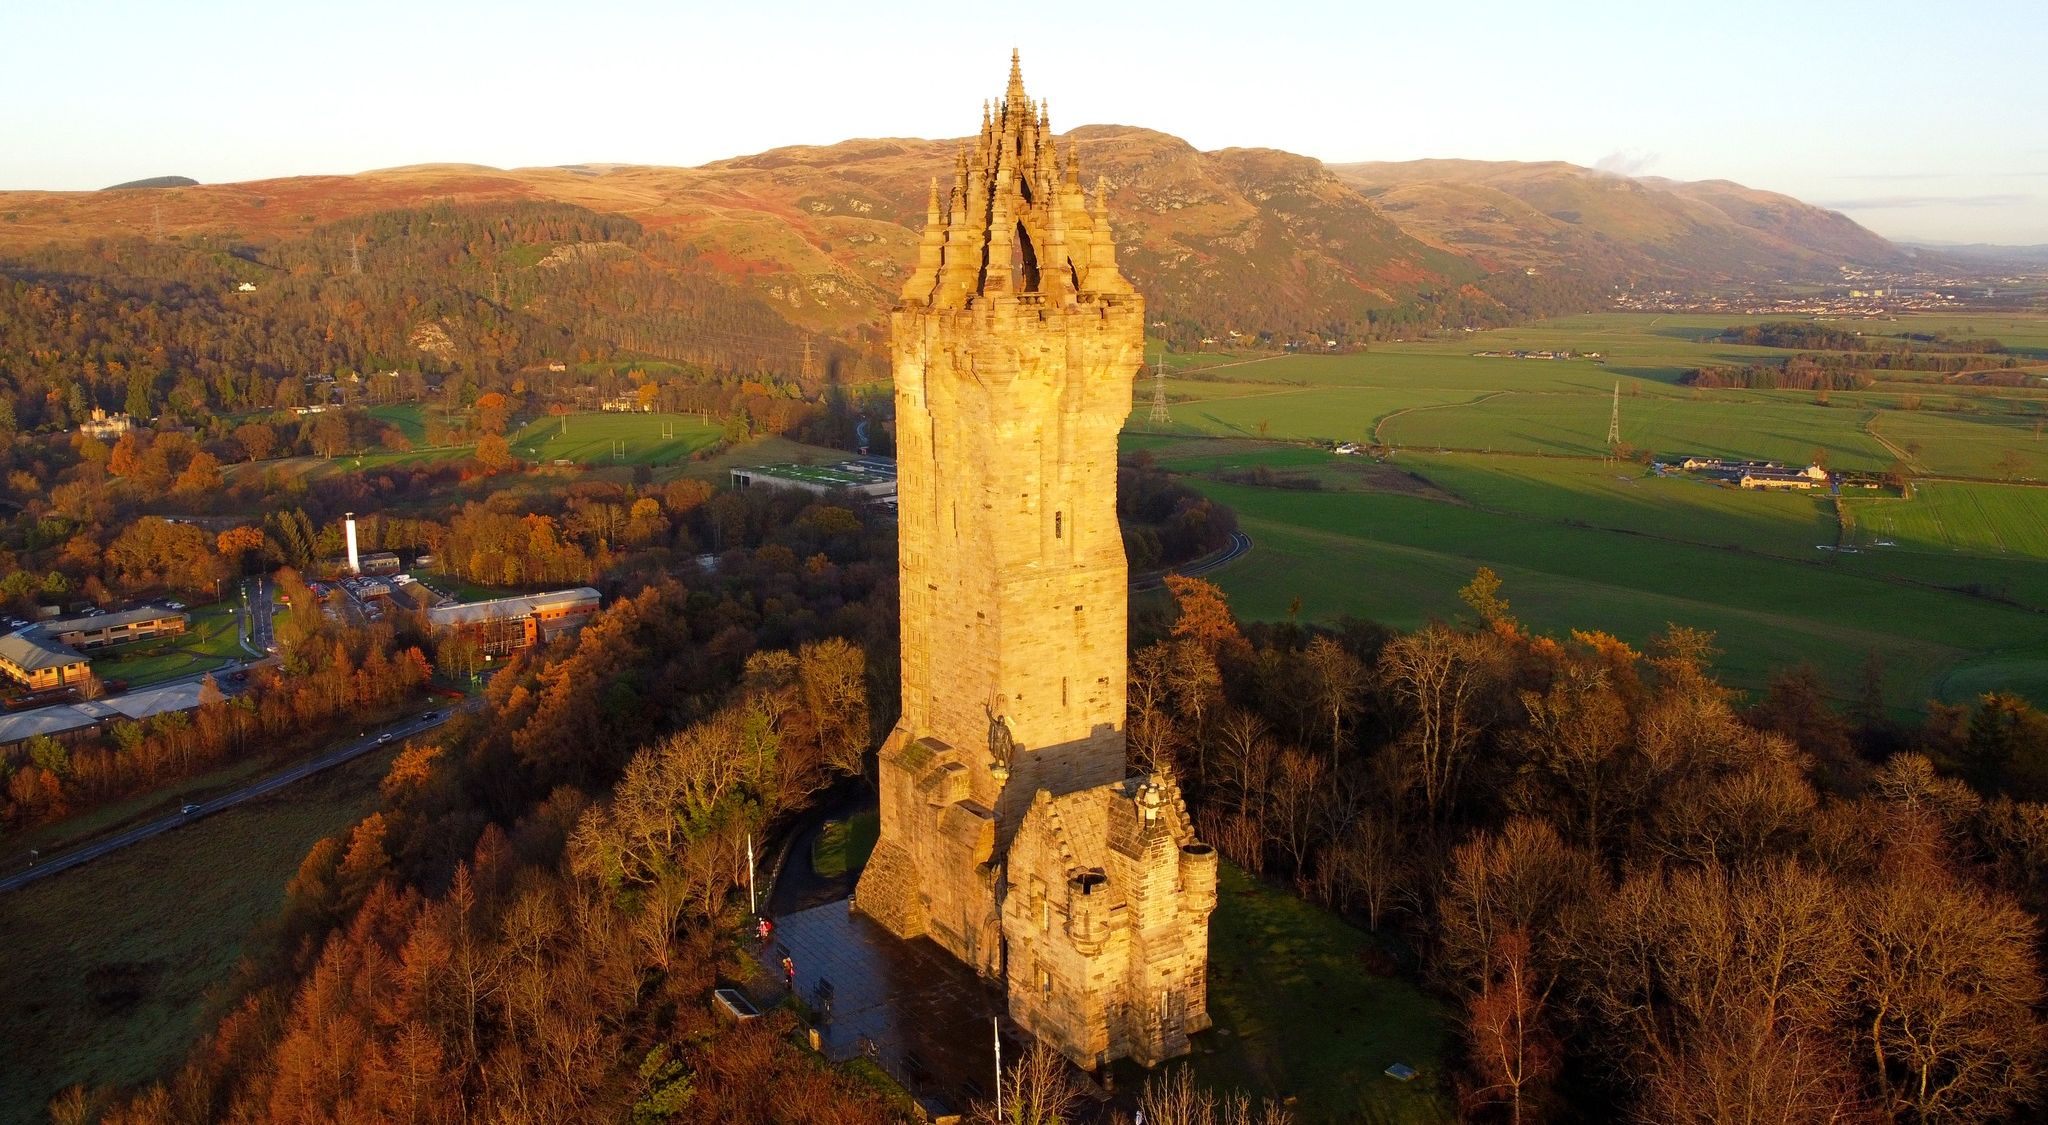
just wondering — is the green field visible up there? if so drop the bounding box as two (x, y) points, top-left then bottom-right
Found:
(1136, 314), (2048, 474)
(364, 402), (431, 445)
(1844, 480), (2048, 557)
(0, 745), (398, 1125)
(1189, 864), (1453, 1124)
(1133, 313), (2048, 706)
(510, 412), (722, 466)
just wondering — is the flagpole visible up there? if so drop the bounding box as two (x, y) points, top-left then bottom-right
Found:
(746, 834), (757, 915)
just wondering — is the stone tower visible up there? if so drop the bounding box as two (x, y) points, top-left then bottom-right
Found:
(854, 52), (1216, 1070)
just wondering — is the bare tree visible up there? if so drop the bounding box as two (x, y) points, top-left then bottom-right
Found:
(1212, 708), (1277, 817)
(973, 1042), (1086, 1125)
(1302, 635), (1365, 763)
(1379, 624), (1501, 822)
(1851, 865), (2046, 1123)
(1510, 663), (1632, 850)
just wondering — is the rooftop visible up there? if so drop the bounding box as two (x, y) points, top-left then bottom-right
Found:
(45, 605), (187, 635)
(0, 629), (83, 673)
(426, 587), (601, 628)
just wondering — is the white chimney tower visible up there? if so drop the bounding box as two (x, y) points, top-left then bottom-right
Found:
(345, 513), (360, 575)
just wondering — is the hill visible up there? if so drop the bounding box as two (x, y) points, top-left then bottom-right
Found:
(102, 175), (199, 190)
(1332, 158), (1904, 282)
(0, 131), (1907, 400)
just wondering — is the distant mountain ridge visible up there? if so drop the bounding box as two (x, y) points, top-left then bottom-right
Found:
(4, 130), (1905, 347)
(1331, 158), (1904, 281)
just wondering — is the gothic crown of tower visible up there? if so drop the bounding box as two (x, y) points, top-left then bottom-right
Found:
(899, 50), (1135, 311)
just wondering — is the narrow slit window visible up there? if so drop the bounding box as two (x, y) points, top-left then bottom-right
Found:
(1055, 511), (1063, 539)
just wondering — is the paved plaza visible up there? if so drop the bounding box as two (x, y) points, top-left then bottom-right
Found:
(761, 898), (1015, 1114)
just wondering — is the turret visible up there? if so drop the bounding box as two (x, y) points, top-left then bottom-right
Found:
(1179, 841), (1218, 916)
(1066, 867), (1110, 956)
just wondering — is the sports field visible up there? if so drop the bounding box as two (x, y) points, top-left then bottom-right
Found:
(1135, 312), (2048, 707)
(510, 412), (722, 465)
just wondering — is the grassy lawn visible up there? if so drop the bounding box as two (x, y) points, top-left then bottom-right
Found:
(811, 811), (879, 880)
(509, 412), (722, 466)
(0, 745), (398, 1125)
(364, 402), (430, 444)
(87, 602), (244, 688)
(1186, 863), (1454, 1124)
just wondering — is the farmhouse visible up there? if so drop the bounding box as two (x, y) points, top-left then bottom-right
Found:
(426, 587), (601, 657)
(1739, 466), (1829, 490)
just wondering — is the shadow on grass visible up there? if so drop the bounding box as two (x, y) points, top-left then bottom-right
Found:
(1183, 863), (1455, 1124)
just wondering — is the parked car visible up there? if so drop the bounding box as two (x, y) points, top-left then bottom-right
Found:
(165, 600), (186, 610)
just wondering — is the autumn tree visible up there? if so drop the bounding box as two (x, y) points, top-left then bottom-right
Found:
(105, 516), (225, 596)
(1461, 930), (1559, 1125)
(217, 525), (267, 574)
(474, 432), (515, 472)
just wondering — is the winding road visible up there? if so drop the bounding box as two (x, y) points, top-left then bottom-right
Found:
(0, 701), (476, 893)
(1130, 530), (1253, 591)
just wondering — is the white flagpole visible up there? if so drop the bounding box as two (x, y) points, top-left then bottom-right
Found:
(746, 834), (757, 915)
(993, 1016), (1003, 1118)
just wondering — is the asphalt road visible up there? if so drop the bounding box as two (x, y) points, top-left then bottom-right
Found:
(0, 700), (476, 893)
(1130, 530), (1253, 591)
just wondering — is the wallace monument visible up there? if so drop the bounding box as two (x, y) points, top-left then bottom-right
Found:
(853, 53), (1219, 1070)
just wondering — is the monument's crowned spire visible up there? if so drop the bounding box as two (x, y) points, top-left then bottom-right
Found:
(899, 51), (1133, 310)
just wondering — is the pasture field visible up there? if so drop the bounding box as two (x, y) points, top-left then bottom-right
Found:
(1843, 481), (2048, 558)
(1408, 454), (1838, 557)
(509, 411), (721, 465)
(1869, 410), (2048, 479)
(1381, 392), (1894, 467)
(1140, 314), (2047, 478)
(1182, 474), (2048, 707)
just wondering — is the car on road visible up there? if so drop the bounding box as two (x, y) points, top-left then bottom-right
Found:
(180, 803), (199, 816)
(376, 732), (393, 744)
(421, 710), (439, 721)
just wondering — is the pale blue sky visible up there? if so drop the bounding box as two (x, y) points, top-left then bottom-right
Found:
(4, 0), (2045, 243)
